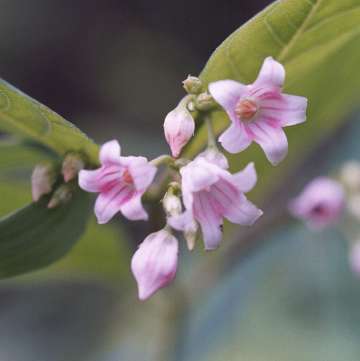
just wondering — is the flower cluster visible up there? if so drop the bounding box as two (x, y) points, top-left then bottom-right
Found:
(32, 57), (308, 300)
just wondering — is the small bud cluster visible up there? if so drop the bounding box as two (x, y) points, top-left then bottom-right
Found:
(30, 56), (308, 300)
(31, 152), (85, 208)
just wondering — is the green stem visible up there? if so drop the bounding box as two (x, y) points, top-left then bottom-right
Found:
(205, 114), (217, 149)
(150, 154), (174, 167)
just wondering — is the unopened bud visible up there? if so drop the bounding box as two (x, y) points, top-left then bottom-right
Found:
(62, 152), (85, 182)
(340, 160), (360, 191)
(195, 92), (215, 111)
(163, 184), (182, 217)
(31, 162), (56, 202)
(47, 184), (73, 209)
(164, 105), (195, 158)
(182, 75), (203, 95)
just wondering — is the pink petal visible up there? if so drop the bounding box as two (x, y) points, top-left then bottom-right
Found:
(79, 166), (123, 193)
(261, 94), (308, 127)
(131, 229), (178, 301)
(99, 140), (121, 165)
(219, 123), (252, 154)
(254, 57), (285, 88)
(180, 159), (219, 193)
(78, 169), (103, 193)
(127, 157), (157, 191)
(120, 194), (148, 221)
(231, 162), (257, 193)
(197, 148), (229, 169)
(248, 121), (288, 165)
(168, 210), (195, 232)
(208, 80), (247, 120)
(94, 184), (133, 224)
(223, 194), (263, 225)
(193, 192), (222, 250)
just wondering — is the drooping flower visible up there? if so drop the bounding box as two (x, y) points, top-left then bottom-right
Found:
(289, 177), (345, 230)
(209, 57), (308, 165)
(78, 140), (157, 224)
(164, 105), (195, 158)
(131, 229), (178, 300)
(169, 155), (262, 250)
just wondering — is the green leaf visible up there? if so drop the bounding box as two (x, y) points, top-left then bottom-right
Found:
(0, 188), (91, 278)
(0, 79), (99, 163)
(186, 0), (360, 198)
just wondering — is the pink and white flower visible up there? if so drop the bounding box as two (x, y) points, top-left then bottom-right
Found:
(169, 154), (262, 250)
(164, 105), (195, 158)
(131, 229), (178, 300)
(289, 177), (345, 230)
(209, 57), (308, 165)
(78, 140), (157, 224)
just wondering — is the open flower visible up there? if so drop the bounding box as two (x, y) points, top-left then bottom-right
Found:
(289, 177), (345, 230)
(209, 57), (308, 165)
(78, 140), (157, 224)
(169, 155), (262, 250)
(131, 229), (178, 300)
(164, 105), (195, 157)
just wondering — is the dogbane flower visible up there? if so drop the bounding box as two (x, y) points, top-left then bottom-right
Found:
(164, 105), (195, 158)
(289, 177), (345, 230)
(131, 229), (178, 300)
(78, 140), (157, 224)
(169, 154), (262, 250)
(209, 57), (308, 165)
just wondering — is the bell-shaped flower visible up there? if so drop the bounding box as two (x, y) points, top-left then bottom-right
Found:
(169, 155), (262, 250)
(164, 105), (195, 158)
(78, 140), (157, 224)
(289, 177), (345, 230)
(209, 57), (308, 165)
(131, 229), (179, 300)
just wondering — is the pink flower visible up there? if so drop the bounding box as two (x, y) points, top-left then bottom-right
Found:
(78, 140), (157, 224)
(349, 243), (360, 276)
(209, 57), (308, 165)
(131, 229), (178, 300)
(164, 106), (195, 157)
(169, 155), (262, 250)
(289, 177), (345, 230)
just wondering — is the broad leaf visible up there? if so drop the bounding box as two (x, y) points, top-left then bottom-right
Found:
(0, 79), (99, 163)
(0, 188), (91, 278)
(186, 0), (360, 199)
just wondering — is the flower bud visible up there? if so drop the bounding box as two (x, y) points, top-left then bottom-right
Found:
(182, 75), (203, 95)
(31, 162), (56, 202)
(47, 184), (73, 209)
(340, 160), (360, 191)
(164, 105), (195, 158)
(62, 152), (85, 182)
(195, 92), (215, 111)
(163, 184), (182, 217)
(131, 229), (178, 300)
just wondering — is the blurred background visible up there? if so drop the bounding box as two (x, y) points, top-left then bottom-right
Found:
(2, 0), (360, 360)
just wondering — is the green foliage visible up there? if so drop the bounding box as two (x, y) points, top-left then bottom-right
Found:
(186, 0), (360, 198)
(0, 79), (99, 164)
(0, 188), (91, 278)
